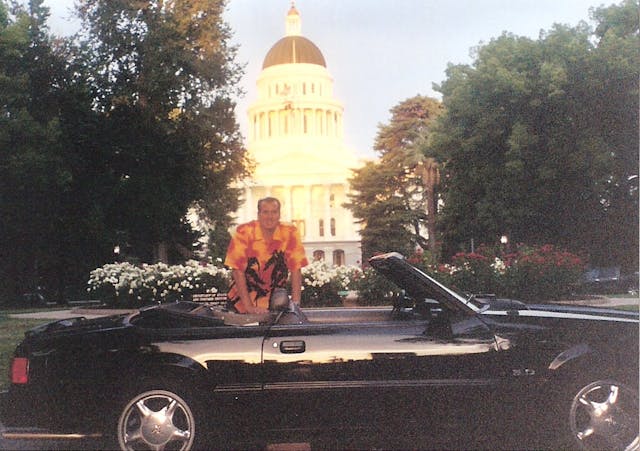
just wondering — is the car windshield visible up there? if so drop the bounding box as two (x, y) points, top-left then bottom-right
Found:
(369, 252), (479, 315)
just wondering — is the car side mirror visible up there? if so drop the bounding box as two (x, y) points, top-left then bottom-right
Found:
(269, 288), (290, 311)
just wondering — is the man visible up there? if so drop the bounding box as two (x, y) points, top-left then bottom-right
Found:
(224, 197), (308, 314)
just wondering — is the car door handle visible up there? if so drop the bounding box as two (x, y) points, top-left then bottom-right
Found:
(279, 340), (305, 354)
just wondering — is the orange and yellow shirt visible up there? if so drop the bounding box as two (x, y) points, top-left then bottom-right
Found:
(224, 221), (308, 312)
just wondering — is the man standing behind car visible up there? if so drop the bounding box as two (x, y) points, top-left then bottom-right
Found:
(224, 197), (308, 314)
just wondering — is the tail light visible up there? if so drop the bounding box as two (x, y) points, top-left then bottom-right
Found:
(11, 357), (29, 384)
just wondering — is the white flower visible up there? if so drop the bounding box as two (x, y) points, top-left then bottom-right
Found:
(491, 257), (507, 274)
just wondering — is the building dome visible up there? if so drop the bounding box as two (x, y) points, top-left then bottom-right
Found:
(262, 36), (326, 69)
(240, 3), (362, 268)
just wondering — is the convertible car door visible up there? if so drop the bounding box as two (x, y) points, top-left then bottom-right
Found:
(260, 312), (508, 446)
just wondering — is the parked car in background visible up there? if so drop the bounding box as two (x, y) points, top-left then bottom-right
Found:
(2, 252), (638, 450)
(582, 266), (640, 294)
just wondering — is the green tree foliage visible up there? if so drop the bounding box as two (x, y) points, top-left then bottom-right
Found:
(0, 0), (246, 303)
(73, 0), (248, 263)
(431, 0), (639, 269)
(346, 96), (442, 261)
(0, 0), (76, 300)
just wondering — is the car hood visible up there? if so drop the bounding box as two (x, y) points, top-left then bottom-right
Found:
(483, 302), (639, 323)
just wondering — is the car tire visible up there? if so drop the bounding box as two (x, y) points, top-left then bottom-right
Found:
(117, 388), (196, 451)
(566, 379), (639, 451)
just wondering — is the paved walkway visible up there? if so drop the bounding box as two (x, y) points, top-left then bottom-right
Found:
(554, 295), (639, 307)
(9, 296), (638, 321)
(9, 308), (135, 320)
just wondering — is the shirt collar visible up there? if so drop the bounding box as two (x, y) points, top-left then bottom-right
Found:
(254, 221), (283, 242)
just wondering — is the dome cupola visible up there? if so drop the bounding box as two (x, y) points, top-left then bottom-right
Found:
(262, 2), (326, 69)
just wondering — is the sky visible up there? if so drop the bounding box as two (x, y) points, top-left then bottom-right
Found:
(43, 0), (608, 158)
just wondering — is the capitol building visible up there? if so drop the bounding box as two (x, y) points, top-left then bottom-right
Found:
(233, 4), (363, 266)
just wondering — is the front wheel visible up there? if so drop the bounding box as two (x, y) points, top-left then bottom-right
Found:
(117, 389), (196, 451)
(568, 380), (639, 451)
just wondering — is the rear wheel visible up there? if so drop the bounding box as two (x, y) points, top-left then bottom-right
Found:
(117, 389), (195, 451)
(568, 380), (639, 451)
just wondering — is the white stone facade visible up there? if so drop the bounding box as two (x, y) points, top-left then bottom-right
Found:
(233, 5), (362, 266)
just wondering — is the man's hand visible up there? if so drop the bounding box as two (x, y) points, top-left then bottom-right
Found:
(246, 305), (269, 314)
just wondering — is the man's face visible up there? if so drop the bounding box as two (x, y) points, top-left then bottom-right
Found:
(258, 201), (280, 233)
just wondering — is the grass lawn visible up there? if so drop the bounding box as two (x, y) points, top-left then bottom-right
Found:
(0, 314), (50, 390)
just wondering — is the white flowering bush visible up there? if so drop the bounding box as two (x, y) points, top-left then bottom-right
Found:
(89, 259), (367, 308)
(350, 266), (402, 306)
(299, 260), (362, 307)
(87, 261), (231, 307)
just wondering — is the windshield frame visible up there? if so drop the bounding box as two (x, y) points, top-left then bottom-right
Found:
(369, 252), (480, 316)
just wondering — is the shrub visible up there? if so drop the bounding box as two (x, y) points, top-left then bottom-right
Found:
(87, 244), (583, 308)
(88, 259), (363, 308)
(448, 251), (500, 295)
(350, 266), (402, 306)
(299, 261), (362, 307)
(87, 261), (230, 308)
(500, 244), (585, 301)
(426, 244), (584, 301)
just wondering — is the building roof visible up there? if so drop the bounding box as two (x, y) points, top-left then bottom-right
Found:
(262, 36), (326, 69)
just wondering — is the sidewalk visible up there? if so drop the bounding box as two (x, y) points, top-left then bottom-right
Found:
(9, 308), (135, 320)
(8, 296), (638, 321)
(553, 295), (639, 307)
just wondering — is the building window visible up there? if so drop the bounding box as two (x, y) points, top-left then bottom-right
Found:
(293, 219), (305, 237)
(313, 250), (325, 261)
(330, 218), (336, 236)
(333, 250), (345, 266)
(319, 219), (324, 237)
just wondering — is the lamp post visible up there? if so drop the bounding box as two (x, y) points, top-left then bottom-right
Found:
(500, 235), (509, 255)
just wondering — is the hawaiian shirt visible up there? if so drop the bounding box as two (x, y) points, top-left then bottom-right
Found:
(224, 220), (308, 312)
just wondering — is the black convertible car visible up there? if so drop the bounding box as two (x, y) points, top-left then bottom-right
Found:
(2, 252), (638, 450)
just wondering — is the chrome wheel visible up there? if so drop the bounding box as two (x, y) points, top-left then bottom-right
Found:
(118, 389), (195, 451)
(569, 380), (639, 451)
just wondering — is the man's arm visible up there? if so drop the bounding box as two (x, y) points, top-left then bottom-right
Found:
(231, 269), (268, 314)
(290, 268), (302, 305)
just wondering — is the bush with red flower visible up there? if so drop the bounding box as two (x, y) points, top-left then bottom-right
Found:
(416, 244), (584, 302)
(500, 245), (585, 301)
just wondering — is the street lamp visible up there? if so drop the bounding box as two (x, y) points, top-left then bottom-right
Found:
(500, 235), (509, 255)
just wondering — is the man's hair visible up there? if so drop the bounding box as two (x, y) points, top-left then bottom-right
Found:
(257, 197), (281, 212)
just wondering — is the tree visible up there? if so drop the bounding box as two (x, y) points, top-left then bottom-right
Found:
(431, 0), (638, 269)
(73, 0), (248, 263)
(346, 95), (442, 261)
(0, 0), (248, 304)
(0, 0), (76, 301)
